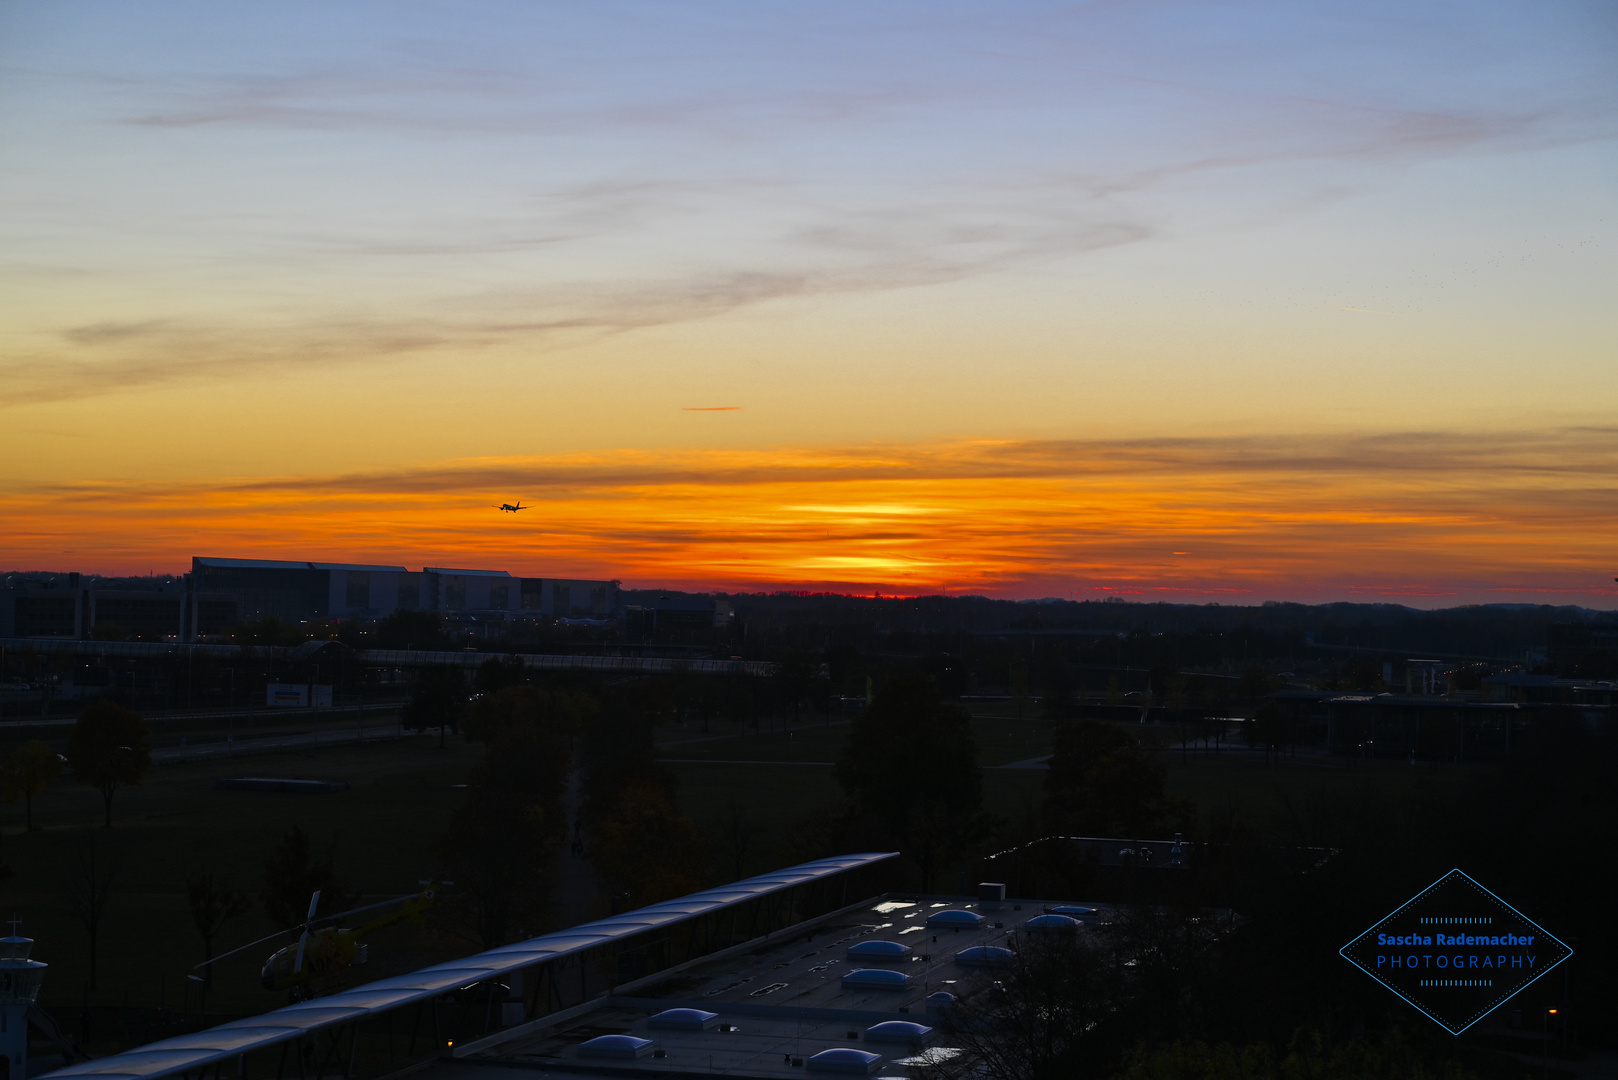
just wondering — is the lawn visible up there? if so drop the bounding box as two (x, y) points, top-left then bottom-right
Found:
(2, 733), (483, 1019)
(2, 703), (1493, 1043)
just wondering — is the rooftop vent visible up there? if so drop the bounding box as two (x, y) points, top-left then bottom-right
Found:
(841, 967), (913, 989)
(647, 1007), (720, 1031)
(926, 909), (984, 929)
(954, 945), (1015, 968)
(806, 1047), (883, 1075)
(577, 1034), (654, 1059)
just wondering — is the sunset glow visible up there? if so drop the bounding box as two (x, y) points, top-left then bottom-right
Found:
(3, 432), (1614, 604)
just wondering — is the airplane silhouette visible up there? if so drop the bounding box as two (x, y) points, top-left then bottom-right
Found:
(495, 502), (526, 513)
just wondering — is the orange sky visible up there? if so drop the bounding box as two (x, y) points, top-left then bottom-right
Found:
(5, 432), (1615, 604)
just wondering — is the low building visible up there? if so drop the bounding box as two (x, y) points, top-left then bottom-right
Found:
(1546, 622), (1618, 670)
(191, 557), (412, 623)
(40, 852), (1148, 1080)
(0, 588), (83, 638)
(1321, 693), (1530, 759)
(1481, 672), (1618, 706)
(190, 557), (618, 629)
(0, 579), (235, 641)
(520, 577), (620, 617)
(626, 594), (726, 644)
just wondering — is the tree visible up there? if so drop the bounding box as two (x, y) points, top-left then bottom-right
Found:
(260, 825), (359, 928)
(773, 647), (828, 725)
(434, 773), (561, 949)
(463, 684), (593, 756)
(473, 654), (528, 696)
(589, 782), (708, 907)
(1246, 700), (1286, 765)
(67, 699), (151, 827)
(435, 699), (571, 948)
(580, 681), (676, 824)
(1042, 720), (1181, 837)
(835, 674), (986, 888)
(928, 927), (1124, 1080)
(403, 664), (466, 747)
(1039, 655), (1076, 720)
(717, 797), (759, 882)
(186, 872), (252, 987)
(63, 832), (120, 992)
(1236, 664), (1271, 701)
(0, 739), (61, 831)
(932, 908), (1226, 1080)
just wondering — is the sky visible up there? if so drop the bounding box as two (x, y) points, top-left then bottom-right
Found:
(2, 1), (1615, 604)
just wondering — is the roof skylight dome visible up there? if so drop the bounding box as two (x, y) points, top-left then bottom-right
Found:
(863, 1020), (933, 1045)
(926, 909), (984, 929)
(846, 939), (910, 960)
(806, 1047), (883, 1074)
(577, 1034), (654, 1059)
(648, 1008), (719, 1031)
(841, 967), (913, 989)
(954, 945), (1015, 968)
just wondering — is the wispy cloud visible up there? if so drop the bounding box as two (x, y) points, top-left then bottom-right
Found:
(3, 210), (1149, 405)
(9, 3), (1610, 409)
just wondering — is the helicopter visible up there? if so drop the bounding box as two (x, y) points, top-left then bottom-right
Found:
(199, 887), (437, 1001)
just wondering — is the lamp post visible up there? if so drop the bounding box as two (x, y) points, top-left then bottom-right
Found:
(1544, 1007), (1557, 1078)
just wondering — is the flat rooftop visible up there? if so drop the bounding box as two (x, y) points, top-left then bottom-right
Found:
(439, 893), (1110, 1079)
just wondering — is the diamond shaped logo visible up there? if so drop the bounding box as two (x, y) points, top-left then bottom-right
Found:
(1340, 869), (1572, 1034)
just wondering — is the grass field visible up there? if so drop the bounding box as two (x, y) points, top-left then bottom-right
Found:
(658, 710), (1496, 883)
(1, 704), (1498, 1045)
(3, 733), (482, 1019)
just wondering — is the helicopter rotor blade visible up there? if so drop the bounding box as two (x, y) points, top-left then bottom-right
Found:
(304, 892), (428, 928)
(294, 891), (321, 973)
(193, 890), (435, 972)
(193, 927), (297, 970)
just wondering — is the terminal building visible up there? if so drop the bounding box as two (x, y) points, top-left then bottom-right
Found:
(0, 574), (238, 641)
(40, 853), (1102, 1080)
(192, 558), (619, 627)
(0, 559), (619, 642)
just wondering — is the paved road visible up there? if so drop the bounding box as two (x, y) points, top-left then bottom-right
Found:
(653, 719), (853, 748)
(552, 765), (604, 928)
(994, 755), (1052, 769)
(660, 758), (837, 767)
(151, 724), (413, 763)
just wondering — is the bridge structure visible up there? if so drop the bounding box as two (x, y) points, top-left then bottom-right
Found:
(41, 853), (897, 1080)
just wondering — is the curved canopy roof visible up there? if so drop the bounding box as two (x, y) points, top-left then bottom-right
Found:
(44, 852), (897, 1080)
